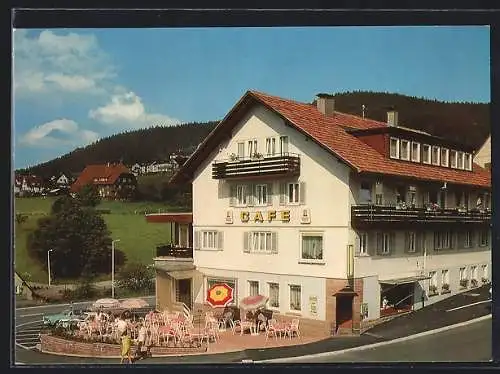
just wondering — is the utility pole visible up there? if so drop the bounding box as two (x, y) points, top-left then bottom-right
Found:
(112, 239), (120, 298)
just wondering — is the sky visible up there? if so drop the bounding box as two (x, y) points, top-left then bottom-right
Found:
(12, 26), (490, 170)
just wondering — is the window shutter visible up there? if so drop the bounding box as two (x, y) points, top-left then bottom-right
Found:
(279, 183), (286, 205)
(194, 231), (201, 250)
(271, 232), (278, 254)
(299, 182), (306, 205)
(243, 232), (250, 253)
(247, 184), (255, 206)
(218, 231), (224, 250)
(376, 233), (383, 255)
(267, 183), (273, 206)
(389, 233), (395, 254)
(229, 184), (236, 207)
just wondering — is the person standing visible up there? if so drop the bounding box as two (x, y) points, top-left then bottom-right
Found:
(135, 323), (148, 361)
(120, 331), (132, 364)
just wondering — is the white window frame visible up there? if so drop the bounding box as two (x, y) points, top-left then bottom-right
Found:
(390, 137), (400, 159)
(268, 283), (280, 309)
(400, 139), (410, 161)
(201, 231), (219, 250)
(449, 150), (458, 168)
(255, 184), (268, 206)
(457, 151), (465, 169)
(251, 232), (273, 253)
(471, 265), (478, 281)
(406, 232), (416, 253)
(429, 271), (437, 289)
(237, 142), (245, 159)
(289, 284), (302, 312)
(482, 264), (488, 280)
(440, 148), (449, 167)
(359, 232), (368, 255)
(300, 232), (324, 263)
(287, 182), (300, 204)
(464, 230), (473, 248)
(248, 139), (258, 157)
(464, 153), (472, 171)
(382, 233), (391, 254)
(459, 267), (466, 281)
(411, 141), (420, 162)
(248, 280), (259, 297)
(422, 144), (431, 164)
(266, 137), (277, 156)
(280, 136), (289, 155)
(236, 185), (247, 206)
(441, 269), (449, 285)
(431, 146), (440, 166)
(434, 231), (452, 250)
(479, 230), (489, 247)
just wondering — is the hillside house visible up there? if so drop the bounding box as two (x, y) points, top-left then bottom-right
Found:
(70, 163), (137, 200)
(14, 174), (44, 197)
(151, 90), (491, 337)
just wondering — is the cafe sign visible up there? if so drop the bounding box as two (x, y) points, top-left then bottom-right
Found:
(238, 210), (291, 223)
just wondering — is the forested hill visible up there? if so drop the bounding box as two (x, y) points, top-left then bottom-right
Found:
(19, 91), (489, 177)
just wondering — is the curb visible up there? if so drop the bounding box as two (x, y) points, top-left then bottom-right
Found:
(257, 313), (492, 363)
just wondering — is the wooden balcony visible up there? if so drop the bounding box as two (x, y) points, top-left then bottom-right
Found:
(212, 153), (300, 180)
(156, 244), (193, 259)
(351, 204), (491, 229)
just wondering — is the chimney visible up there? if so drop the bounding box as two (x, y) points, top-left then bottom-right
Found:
(316, 93), (335, 116)
(387, 109), (398, 126)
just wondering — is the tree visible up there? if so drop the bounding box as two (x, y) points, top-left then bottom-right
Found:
(51, 195), (80, 215)
(76, 183), (101, 207)
(116, 263), (154, 293)
(27, 197), (113, 279)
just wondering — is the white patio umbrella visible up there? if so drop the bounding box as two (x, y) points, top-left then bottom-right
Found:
(120, 298), (149, 309)
(92, 298), (120, 309)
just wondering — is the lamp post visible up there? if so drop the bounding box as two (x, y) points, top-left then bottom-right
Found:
(47, 249), (53, 286)
(111, 239), (120, 298)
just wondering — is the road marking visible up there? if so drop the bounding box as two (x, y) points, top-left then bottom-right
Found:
(446, 299), (491, 312)
(19, 313), (44, 317)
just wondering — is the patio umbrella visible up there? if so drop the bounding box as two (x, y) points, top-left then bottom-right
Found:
(92, 298), (120, 309)
(240, 295), (268, 310)
(120, 298), (149, 309)
(207, 283), (234, 308)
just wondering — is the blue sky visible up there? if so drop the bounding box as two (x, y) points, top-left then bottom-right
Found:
(13, 26), (490, 169)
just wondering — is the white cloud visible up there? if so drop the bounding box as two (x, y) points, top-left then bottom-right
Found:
(13, 29), (114, 96)
(19, 119), (99, 148)
(89, 91), (181, 128)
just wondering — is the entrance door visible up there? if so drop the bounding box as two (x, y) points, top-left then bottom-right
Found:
(336, 295), (354, 333)
(175, 278), (192, 309)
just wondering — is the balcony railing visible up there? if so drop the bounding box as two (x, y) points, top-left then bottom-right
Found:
(351, 204), (491, 228)
(156, 244), (193, 259)
(212, 153), (300, 180)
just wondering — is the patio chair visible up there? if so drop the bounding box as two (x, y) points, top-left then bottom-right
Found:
(285, 319), (301, 339)
(265, 319), (280, 341)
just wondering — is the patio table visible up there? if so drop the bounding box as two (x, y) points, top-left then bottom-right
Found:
(240, 321), (258, 336)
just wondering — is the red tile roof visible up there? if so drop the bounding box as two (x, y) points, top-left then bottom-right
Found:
(70, 163), (131, 192)
(172, 90), (490, 188)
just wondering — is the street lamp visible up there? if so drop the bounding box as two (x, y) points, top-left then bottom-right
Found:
(47, 249), (53, 286)
(111, 239), (120, 299)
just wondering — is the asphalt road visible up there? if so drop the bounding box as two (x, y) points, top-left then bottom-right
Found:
(290, 318), (492, 363)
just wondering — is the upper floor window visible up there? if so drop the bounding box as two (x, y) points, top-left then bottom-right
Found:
(202, 231), (222, 250)
(249, 232), (275, 253)
(411, 142), (420, 162)
(390, 137), (400, 159)
(464, 153), (472, 171)
(422, 144), (431, 164)
(248, 139), (258, 158)
(236, 185), (247, 206)
(255, 184), (268, 206)
(431, 146), (440, 165)
(301, 233), (324, 262)
(280, 136), (289, 155)
(434, 231), (452, 250)
(400, 140), (410, 161)
(405, 232), (416, 253)
(376, 232), (394, 255)
(266, 137), (277, 156)
(479, 230), (489, 247)
(457, 151), (465, 169)
(288, 183), (300, 204)
(237, 142), (245, 159)
(358, 232), (368, 255)
(279, 182), (305, 205)
(440, 148), (449, 167)
(450, 150), (458, 168)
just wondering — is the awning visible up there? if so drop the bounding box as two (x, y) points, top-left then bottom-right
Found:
(167, 269), (202, 280)
(154, 262), (195, 273)
(145, 212), (193, 224)
(333, 286), (358, 296)
(380, 274), (431, 285)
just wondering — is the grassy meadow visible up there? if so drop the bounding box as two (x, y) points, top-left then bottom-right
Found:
(15, 197), (174, 283)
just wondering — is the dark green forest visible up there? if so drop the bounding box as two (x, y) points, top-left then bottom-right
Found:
(19, 91), (490, 178)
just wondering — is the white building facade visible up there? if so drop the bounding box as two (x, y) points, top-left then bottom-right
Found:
(155, 90), (491, 336)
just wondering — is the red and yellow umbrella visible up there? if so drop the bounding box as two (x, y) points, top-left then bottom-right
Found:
(207, 283), (234, 308)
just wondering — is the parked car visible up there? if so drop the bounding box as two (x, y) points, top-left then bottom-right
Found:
(42, 308), (88, 326)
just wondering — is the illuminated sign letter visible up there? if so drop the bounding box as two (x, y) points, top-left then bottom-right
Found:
(241, 211), (249, 222)
(281, 210), (291, 222)
(254, 211), (264, 223)
(267, 210), (277, 222)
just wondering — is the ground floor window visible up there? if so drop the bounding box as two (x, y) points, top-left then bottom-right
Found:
(248, 280), (259, 296)
(289, 285), (302, 311)
(206, 277), (237, 305)
(479, 230), (489, 247)
(459, 267), (468, 289)
(428, 271), (438, 295)
(470, 266), (478, 287)
(481, 264), (488, 283)
(441, 270), (450, 293)
(268, 283), (279, 308)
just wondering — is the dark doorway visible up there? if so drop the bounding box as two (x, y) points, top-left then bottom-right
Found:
(175, 278), (192, 309)
(336, 295), (354, 332)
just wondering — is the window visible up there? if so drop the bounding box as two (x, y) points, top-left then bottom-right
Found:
(464, 231), (473, 248)
(248, 281), (259, 297)
(376, 232), (394, 255)
(390, 137), (400, 159)
(207, 278), (237, 305)
(459, 267), (466, 281)
(255, 184), (268, 205)
(400, 140), (410, 160)
(236, 185), (247, 206)
(471, 266), (478, 281)
(237, 142), (245, 159)
(431, 146), (440, 165)
(440, 148), (449, 167)
(429, 271), (437, 293)
(289, 285), (301, 311)
(280, 136), (289, 154)
(465, 153), (472, 171)
(249, 232), (275, 253)
(449, 150), (457, 168)
(301, 233), (324, 261)
(457, 151), (465, 169)
(248, 139), (258, 157)
(358, 233), (368, 255)
(288, 183), (300, 204)
(441, 269), (449, 287)
(479, 230), (489, 247)
(269, 283), (279, 308)
(375, 194), (383, 205)
(422, 144), (431, 164)
(405, 232), (416, 253)
(434, 231), (453, 250)
(202, 231), (220, 250)
(482, 265), (488, 280)
(266, 137), (276, 156)
(411, 142), (420, 162)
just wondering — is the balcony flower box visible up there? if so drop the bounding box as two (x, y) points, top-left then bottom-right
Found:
(428, 285), (438, 296)
(441, 283), (451, 294)
(228, 153), (239, 162)
(481, 277), (489, 284)
(470, 279), (479, 288)
(459, 279), (469, 289)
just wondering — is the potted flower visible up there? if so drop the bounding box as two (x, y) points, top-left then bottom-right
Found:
(428, 285), (438, 295)
(228, 153), (238, 162)
(459, 279), (469, 288)
(471, 279), (478, 288)
(252, 152), (263, 159)
(441, 283), (450, 293)
(481, 277), (489, 284)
